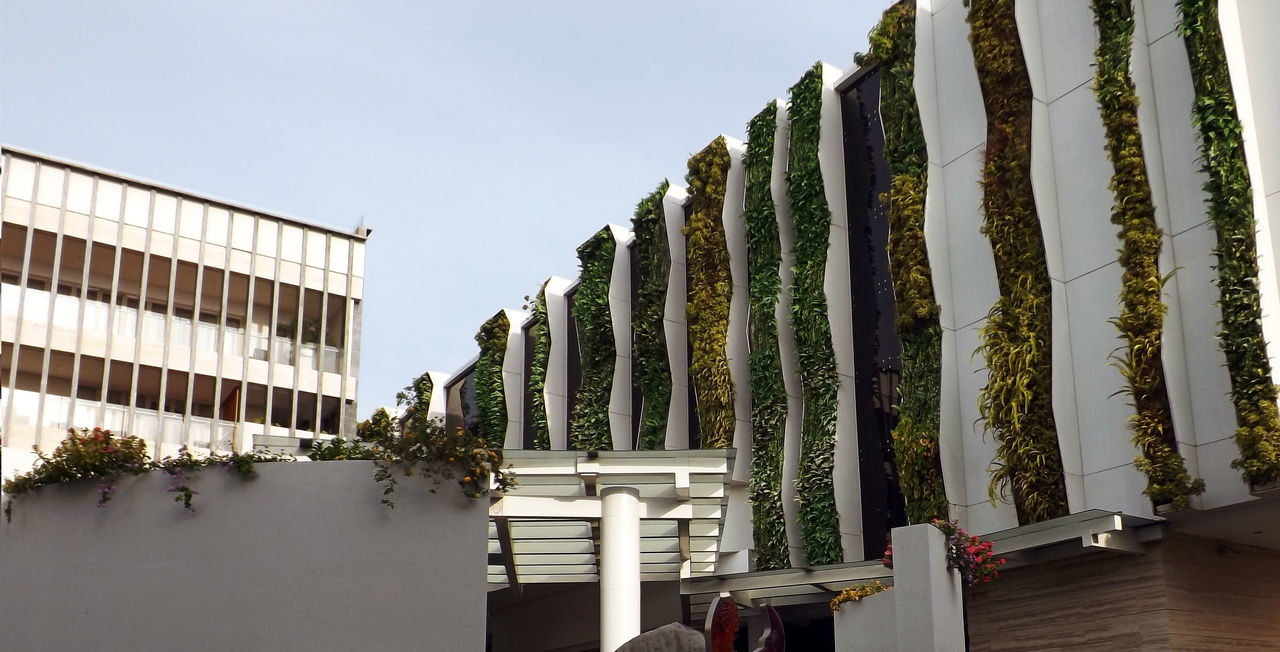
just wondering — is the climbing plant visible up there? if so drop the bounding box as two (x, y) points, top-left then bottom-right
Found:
(967, 0), (1069, 524)
(474, 310), (510, 446)
(1178, 0), (1280, 486)
(527, 284), (551, 450)
(1094, 0), (1203, 508)
(744, 102), (789, 570)
(570, 227), (617, 451)
(685, 137), (735, 450)
(788, 63), (843, 565)
(631, 182), (673, 451)
(857, 0), (949, 524)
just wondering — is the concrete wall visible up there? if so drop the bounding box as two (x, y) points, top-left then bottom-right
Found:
(0, 461), (488, 651)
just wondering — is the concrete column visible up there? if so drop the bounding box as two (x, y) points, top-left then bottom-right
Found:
(600, 486), (641, 651)
(891, 524), (964, 651)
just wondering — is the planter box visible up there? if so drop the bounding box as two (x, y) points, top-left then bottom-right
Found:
(0, 461), (488, 651)
(1250, 479), (1280, 498)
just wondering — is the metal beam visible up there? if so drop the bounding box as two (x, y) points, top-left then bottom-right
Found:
(493, 516), (520, 597)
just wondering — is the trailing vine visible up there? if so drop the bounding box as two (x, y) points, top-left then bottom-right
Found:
(788, 63), (843, 565)
(1094, 0), (1204, 508)
(527, 284), (552, 450)
(631, 182), (673, 451)
(685, 137), (736, 450)
(744, 102), (789, 571)
(570, 227), (617, 451)
(857, 0), (949, 524)
(967, 0), (1069, 524)
(1178, 0), (1280, 486)
(474, 311), (510, 446)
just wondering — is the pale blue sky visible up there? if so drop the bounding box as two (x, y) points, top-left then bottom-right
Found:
(1, 1), (882, 416)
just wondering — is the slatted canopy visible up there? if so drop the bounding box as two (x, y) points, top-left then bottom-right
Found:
(486, 450), (734, 589)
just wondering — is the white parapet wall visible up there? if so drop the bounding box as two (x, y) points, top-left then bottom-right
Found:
(608, 224), (636, 450)
(544, 276), (576, 451)
(503, 308), (531, 450)
(664, 185), (691, 451)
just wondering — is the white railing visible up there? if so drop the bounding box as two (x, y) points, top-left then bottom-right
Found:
(52, 294), (79, 330)
(161, 415), (184, 445)
(131, 408), (160, 441)
(83, 300), (109, 335)
(298, 342), (318, 370)
(140, 312), (165, 344)
(170, 317), (192, 350)
(114, 306), (138, 339)
(103, 404), (127, 434)
(196, 322), (219, 353)
(322, 346), (341, 373)
(272, 337), (294, 365)
(189, 417), (213, 448)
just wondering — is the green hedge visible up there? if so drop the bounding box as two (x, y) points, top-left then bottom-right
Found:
(570, 227), (617, 451)
(744, 102), (790, 570)
(788, 63), (843, 565)
(1095, 0), (1204, 507)
(474, 311), (510, 445)
(631, 182), (673, 451)
(1178, 0), (1280, 486)
(527, 284), (551, 450)
(967, 0), (1069, 524)
(858, 0), (949, 524)
(685, 137), (736, 450)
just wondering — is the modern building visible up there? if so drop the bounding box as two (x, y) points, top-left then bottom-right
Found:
(1, 146), (367, 477)
(430, 1), (1280, 649)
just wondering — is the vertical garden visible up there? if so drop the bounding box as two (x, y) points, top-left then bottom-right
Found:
(526, 284), (552, 451)
(474, 311), (510, 445)
(570, 227), (618, 451)
(631, 182), (673, 451)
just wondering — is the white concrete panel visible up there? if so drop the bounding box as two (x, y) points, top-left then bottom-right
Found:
(1015, 0), (1048, 103)
(545, 276), (575, 451)
(1159, 235), (1197, 452)
(1170, 223), (1236, 448)
(3, 198), (32, 225)
(1194, 436), (1256, 509)
(280, 225), (304, 263)
(929, 0), (987, 164)
(205, 207), (229, 246)
(607, 224), (634, 451)
(955, 323), (1018, 533)
(1141, 0), (1180, 44)
(426, 370), (450, 420)
(663, 185), (690, 451)
(914, 2), (944, 170)
(255, 220), (278, 257)
(65, 172), (92, 215)
(1048, 85), (1116, 281)
(1147, 33), (1211, 236)
(152, 193), (177, 234)
(1033, 0), (1097, 102)
(937, 326), (967, 511)
(93, 217), (117, 246)
(123, 186), (150, 227)
(1050, 278), (1084, 512)
(63, 212), (88, 240)
(1030, 99), (1064, 282)
(4, 156), (35, 201)
(502, 308), (530, 450)
(1083, 463), (1154, 518)
(721, 138), (752, 484)
(923, 162), (955, 330)
(178, 199), (203, 240)
(36, 165), (65, 207)
(94, 180), (121, 220)
(1063, 265), (1132, 475)
(941, 147), (998, 329)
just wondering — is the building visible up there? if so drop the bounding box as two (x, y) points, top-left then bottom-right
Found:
(427, 1), (1280, 649)
(1, 146), (367, 477)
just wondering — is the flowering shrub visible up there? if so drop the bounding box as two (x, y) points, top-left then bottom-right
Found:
(881, 520), (1004, 588)
(829, 580), (890, 612)
(155, 446), (292, 511)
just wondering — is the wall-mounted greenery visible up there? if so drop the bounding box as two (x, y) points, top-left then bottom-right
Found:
(1094, 0), (1204, 508)
(744, 102), (790, 571)
(685, 137), (736, 450)
(788, 63), (843, 565)
(570, 228), (617, 451)
(526, 285), (552, 450)
(1178, 0), (1280, 486)
(967, 0), (1069, 524)
(858, 1), (949, 524)
(631, 182), (673, 451)
(474, 311), (510, 446)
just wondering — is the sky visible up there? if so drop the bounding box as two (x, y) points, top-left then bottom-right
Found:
(1, 0), (883, 418)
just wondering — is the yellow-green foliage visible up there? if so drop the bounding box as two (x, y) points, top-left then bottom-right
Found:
(1094, 0), (1203, 507)
(685, 137), (735, 450)
(1179, 0), (1280, 485)
(967, 0), (1069, 524)
(631, 182), (673, 451)
(744, 102), (789, 570)
(571, 227), (617, 451)
(788, 63), (843, 565)
(859, 0), (949, 524)
(475, 311), (510, 445)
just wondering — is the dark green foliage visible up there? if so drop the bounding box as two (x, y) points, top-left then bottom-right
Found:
(685, 137), (736, 450)
(631, 182), (673, 451)
(474, 311), (510, 446)
(1094, 0), (1204, 507)
(859, 0), (949, 524)
(1178, 0), (1280, 486)
(527, 285), (552, 450)
(788, 63), (843, 565)
(357, 407), (397, 447)
(967, 0), (1069, 524)
(571, 228), (617, 451)
(744, 102), (790, 570)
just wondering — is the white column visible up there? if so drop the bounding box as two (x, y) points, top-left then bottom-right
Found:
(600, 486), (641, 652)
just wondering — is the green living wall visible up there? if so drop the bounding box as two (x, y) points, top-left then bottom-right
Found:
(743, 102), (789, 571)
(685, 137), (735, 450)
(570, 227), (617, 451)
(967, 0), (1069, 524)
(1094, 0), (1203, 507)
(858, 1), (949, 524)
(474, 311), (510, 445)
(788, 63), (843, 565)
(527, 284), (551, 450)
(1178, 0), (1280, 486)
(631, 182), (673, 451)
